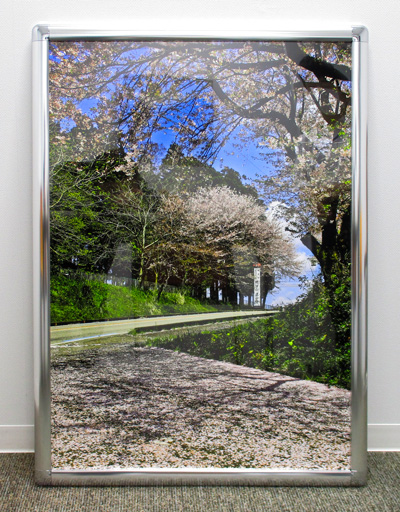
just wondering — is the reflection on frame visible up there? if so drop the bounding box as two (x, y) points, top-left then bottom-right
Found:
(47, 37), (354, 473)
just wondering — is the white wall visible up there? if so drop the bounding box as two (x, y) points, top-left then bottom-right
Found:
(1, 0), (399, 452)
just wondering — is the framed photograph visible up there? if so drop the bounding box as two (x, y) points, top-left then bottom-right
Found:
(33, 25), (367, 485)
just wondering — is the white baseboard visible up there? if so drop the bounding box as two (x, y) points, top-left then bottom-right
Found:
(1, 424), (400, 452)
(368, 424), (400, 451)
(0, 425), (34, 452)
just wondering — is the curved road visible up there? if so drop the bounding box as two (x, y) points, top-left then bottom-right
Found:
(50, 310), (276, 344)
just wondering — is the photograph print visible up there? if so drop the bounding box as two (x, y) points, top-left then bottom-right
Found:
(47, 37), (353, 472)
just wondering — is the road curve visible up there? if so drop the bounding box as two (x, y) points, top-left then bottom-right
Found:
(50, 310), (276, 344)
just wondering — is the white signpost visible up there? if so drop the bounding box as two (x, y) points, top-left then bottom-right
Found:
(253, 265), (261, 307)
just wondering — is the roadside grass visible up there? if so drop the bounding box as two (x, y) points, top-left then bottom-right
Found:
(146, 308), (350, 389)
(51, 277), (350, 389)
(50, 274), (218, 324)
(51, 318), (263, 357)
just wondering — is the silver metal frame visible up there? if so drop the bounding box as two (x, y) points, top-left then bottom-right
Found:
(32, 25), (368, 486)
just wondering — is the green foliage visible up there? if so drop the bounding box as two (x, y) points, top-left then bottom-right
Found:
(158, 292), (213, 314)
(324, 262), (352, 386)
(147, 279), (351, 389)
(265, 277), (350, 388)
(51, 274), (109, 323)
(50, 147), (126, 275)
(50, 274), (216, 324)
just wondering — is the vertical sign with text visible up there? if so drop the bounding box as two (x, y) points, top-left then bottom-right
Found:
(253, 265), (261, 307)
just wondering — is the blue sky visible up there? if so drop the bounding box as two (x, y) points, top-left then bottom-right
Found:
(265, 242), (318, 307)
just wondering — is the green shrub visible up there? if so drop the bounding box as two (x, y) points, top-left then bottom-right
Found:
(147, 279), (351, 389)
(50, 273), (216, 324)
(50, 274), (109, 323)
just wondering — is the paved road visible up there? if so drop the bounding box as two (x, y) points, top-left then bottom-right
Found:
(50, 310), (276, 344)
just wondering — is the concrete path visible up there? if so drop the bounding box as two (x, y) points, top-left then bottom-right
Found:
(50, 310), (276, 344)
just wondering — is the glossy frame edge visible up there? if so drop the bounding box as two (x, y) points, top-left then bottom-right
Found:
(350, 26), (368, 486)
(32, 25), (368, 486)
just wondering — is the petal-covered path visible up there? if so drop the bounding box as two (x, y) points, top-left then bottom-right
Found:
(51, 342), (351, 470)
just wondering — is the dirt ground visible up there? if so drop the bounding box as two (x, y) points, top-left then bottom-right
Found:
(51, 337), (351, 470)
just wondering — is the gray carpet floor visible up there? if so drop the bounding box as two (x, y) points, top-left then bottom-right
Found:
(1, 453), (399, 511)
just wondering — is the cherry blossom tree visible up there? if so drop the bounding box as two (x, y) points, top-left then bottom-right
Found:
(49, 40), (351, 262)
(49, 40), (351, 163)
(183, 186), (301, 303)
(49, 39), (352, 323)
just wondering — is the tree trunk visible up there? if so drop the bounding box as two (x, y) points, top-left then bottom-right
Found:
(210, 280), (219, 302)
(227, 285), (238, 306)
(301, 201), (351, 351)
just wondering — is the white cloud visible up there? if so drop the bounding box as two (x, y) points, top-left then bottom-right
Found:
(295, 250), (313, 274)
(276, 281), (301, 288)
(269, 293), (298, 307)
